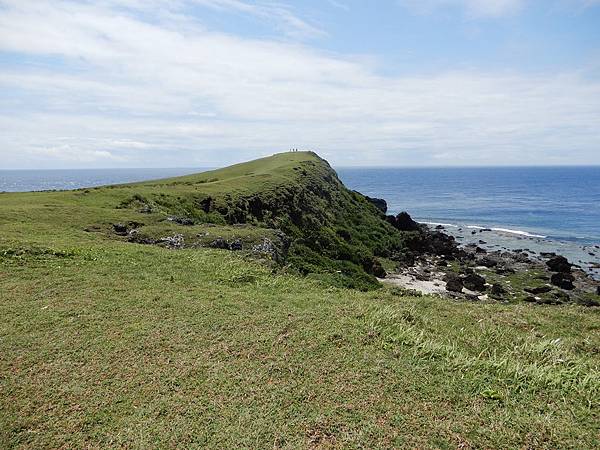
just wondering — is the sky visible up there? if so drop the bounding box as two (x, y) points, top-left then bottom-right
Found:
(1, 0), (600, 168)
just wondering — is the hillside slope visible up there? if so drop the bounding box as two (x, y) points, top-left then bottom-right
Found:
(1, 153), (599, 448)
(3, 151), (403, 289)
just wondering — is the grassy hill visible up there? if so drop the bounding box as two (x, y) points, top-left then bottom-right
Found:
(1, 152), (599, 448)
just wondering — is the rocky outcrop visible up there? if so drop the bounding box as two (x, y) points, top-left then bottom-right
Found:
(363, 195), (388, 214)
(551, 272), (575, 290)
(546, 256), (572, 273)
(387, 212), (421, 232)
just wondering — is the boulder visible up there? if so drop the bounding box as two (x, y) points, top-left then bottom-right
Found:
(550, 272), (575, 290)
(364, 195), (388, 214)
(596, 286), (600, 296)
(479, 256), (498, 268)
(388, 211), (420, 231)
(443, 273), (463, 293)
(113, 223), (128, 235)
(367, 258), (387, 278)
(514, 252), (531, 263)
(230, 239), (243, 251)
(524, 286), (552, 295)
(209, 238), (230, 250)
(463, 272), (486, 292)
(546, 256), (571, 273)
(167, 216), (195, 226)
(491, 284), (507, 297)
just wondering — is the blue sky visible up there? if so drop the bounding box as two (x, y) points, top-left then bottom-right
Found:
(1, 0), (600, 168)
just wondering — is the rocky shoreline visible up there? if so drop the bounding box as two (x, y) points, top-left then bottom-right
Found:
(381, 210), (600, 306)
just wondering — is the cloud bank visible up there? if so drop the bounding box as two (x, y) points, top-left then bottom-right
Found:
(0, 0), (599, 168)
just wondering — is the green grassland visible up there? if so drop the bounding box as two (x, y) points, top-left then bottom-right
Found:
(1, 152), (599, 448)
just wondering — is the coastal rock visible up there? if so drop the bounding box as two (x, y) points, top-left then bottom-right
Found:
(491, 284), (507, 297)
(495, 266), (515, 275)
(478, 256), (498, 268)
(514, 252), (531, 263)
(596, 286), (600, 296)
(388, 211), (420, 231)
(366, 258), (387, 278)
(546, 256), (572, 273)
(463, 272), (486, 292)
(230, 239), (243, 251)
(113, 223), (128, 235)
(209, 238), (230, 250)
(525, 285), (552, 295)
(550, 272), (575, 290)
(393, 251), (416, 267)
(364, 195), (388, 214)
(443, 273), (463, 293)
(167, 216), (195, 226)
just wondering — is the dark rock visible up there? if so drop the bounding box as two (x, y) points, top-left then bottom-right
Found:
(403, 230), (458, 257)
(364, 195), (388, 214)
(471, 231), (477, 235)
(435, 225), (444, 230)
(463, 272), (486, 292)
(479, 256), (498, 268)
(167, 216), (195, 226)
(540, 252), (557, 258)
(578, 297), (600, 307)
(514, 252), (531, 263)
(443, 273), (463, 293)
(546, 256), (572, 273)
(209, 238), (230, 250)
(113, 223), (128, 235)
(524, 296), (537, 303)
(368, 258), (387, 278)
(491, 284), (507, 297)
(596, 286), (600, 296)
(478, 240), (487, 244)
(475, 246), (487, 254)
(495, 266), (515, 275)
(525, 285), (552, 295)
(436, 259), (448, 267)
(550, 272), (575, 290)
(388, 211), (420, 231)
(393, 251), (416, 267)
(230, 239), (243, 251)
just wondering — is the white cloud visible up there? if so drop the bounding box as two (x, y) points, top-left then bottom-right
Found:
(0, 0), (599, 167)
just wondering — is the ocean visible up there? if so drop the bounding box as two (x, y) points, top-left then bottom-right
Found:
(336, 166), (600, 278)
(2, 165), (599, 277)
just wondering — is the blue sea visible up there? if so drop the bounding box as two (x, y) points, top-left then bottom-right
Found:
(336, 166), (600, 245)
(2, 166), (599, 276)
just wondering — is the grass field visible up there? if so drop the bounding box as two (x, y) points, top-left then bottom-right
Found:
(1, 153), (599, 448)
